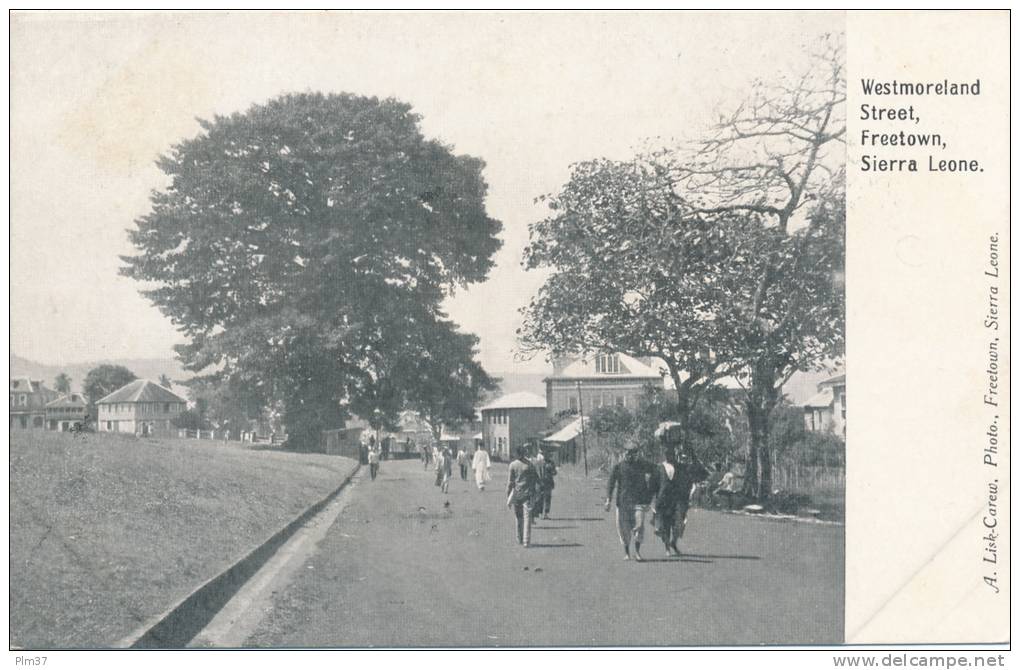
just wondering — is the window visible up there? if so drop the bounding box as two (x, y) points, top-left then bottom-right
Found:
(19, 416), (27, 428)
(595, 354), (621, 374)
(19, 394), (27, 406)
(839, 393), (846, 420)
(164, 403), (170, 413)
(33, 416), (43, 428)
(568, 396), (578, 412)
(107, 421), (113, 431)
(615, 395), (626, 407)
(592, 396), (603, 410)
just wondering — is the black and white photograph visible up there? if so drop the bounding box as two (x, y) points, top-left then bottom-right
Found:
(16, 8), (1002, 654)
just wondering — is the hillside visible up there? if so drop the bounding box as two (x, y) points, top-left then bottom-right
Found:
(9, 353), (192, 392)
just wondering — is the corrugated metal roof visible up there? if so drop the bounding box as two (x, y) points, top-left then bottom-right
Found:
(478, 391), (547, 411)
(46, 393), (86, 408)
(819, 372), (846, 387)
(96, 379), (188, 405)
(802, 387), (834, 409)
(543, 416), (585, 443)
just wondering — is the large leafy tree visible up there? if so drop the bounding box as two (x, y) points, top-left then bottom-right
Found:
(519, 156), (736, 441)
(711, 189), (845, 499)
(122, 93), (502, 449)
(399, 320), (497, 441)
(183, 374), (265, 439)
(667, 35), (846, 499)
(83, 365), (137, 424)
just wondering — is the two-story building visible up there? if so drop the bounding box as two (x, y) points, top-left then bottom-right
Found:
(96, 379), (188, 436)
(45, 393), (87, 431)
(545, 353), (665, 417)
(479, 392), (547, 461)
(802, 372), (846, 436)
(9, 377), (59, 430)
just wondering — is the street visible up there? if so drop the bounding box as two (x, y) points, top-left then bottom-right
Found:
(243, 458), (843, 647)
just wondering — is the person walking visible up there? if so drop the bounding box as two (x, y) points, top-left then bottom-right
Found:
(421, 442), (431, 469)
(531, 450), (546, 523)
(506, 445), (539, 547)
(651, 444), (708, 556)
(472, 446), (491, 491)
(367, 445), (381, 481)
(457, 447), (470, 480)
(604, 440), (656, 561)
(536, 448), (557, 520)
(440, 446), (454, 493)
(434, 446), (446, 487)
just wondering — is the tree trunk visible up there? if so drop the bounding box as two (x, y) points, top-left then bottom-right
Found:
(743, 360), (780, 502)
(666, 363), (691, 459)
(674, 386), (691, 459)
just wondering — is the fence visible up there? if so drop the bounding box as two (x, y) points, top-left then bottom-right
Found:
(771, 463), (845, 498)
(321, 428), (364, 459)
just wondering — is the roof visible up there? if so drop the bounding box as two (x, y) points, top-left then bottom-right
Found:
(818, 372), (846, 388)
(543, 416), (586, 443)
(96, 379), (188, 405)
(46, 393), (86, 408)
(10, 377), (43, 393)
(802, 387), (834, 409)
(547, 353), (663, 381)
(478, 391), (547, 411)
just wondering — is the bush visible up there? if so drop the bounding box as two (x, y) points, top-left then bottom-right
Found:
(171, 409), (209, 431)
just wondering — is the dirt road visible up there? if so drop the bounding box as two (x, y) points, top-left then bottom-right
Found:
(245, 458), (843, 647)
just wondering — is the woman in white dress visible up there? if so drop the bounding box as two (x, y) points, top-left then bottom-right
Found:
(471, 447), (492, 491)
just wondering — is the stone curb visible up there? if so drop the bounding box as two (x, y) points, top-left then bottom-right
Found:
(114, 460), (360, 649)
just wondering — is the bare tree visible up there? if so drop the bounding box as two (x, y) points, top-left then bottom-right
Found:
(667, 34), (846, 501)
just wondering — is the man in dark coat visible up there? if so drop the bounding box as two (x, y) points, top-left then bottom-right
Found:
(652, 444), (709, 557)
(506, 445), (539, 547)
(533, 448), (557, 520)
(604, 440), (656, 561)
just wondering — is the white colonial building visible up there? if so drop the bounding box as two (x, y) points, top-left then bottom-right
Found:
(96, 379), (188, 436)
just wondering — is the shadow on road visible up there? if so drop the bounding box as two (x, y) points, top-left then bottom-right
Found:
(680, 553), (761, 561)
(526, 542), (584, 548)
(531, 525), (578, 530)
(547, 517), (603, 522)
(638, 557), (714, 564)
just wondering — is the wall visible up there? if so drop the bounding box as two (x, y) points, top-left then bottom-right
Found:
(508, 407), (549, 456)
(546, 378), (662, 416)
(480, 409), (511, 459)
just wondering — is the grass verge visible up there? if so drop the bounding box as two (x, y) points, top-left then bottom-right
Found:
(10, 431), (356, 648)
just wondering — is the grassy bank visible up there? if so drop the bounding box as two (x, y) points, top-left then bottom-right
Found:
(10, 431), (357, 648)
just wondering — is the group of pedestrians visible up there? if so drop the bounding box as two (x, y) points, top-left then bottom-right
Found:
(398, 426), (717, 560)
(421, 442), (495, 493)
(604, 423), (709, 561)
(505, 445), (558, 547)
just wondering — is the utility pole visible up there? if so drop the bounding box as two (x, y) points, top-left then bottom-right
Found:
(576, 381), (588, 477)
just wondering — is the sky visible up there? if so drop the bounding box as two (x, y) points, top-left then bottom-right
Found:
(10, 10), (844, 373)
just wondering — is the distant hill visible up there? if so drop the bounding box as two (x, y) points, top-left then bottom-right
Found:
(9, 353), (192, 393)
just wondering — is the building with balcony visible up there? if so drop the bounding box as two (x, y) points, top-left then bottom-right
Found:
(96, 379), (188, 436)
